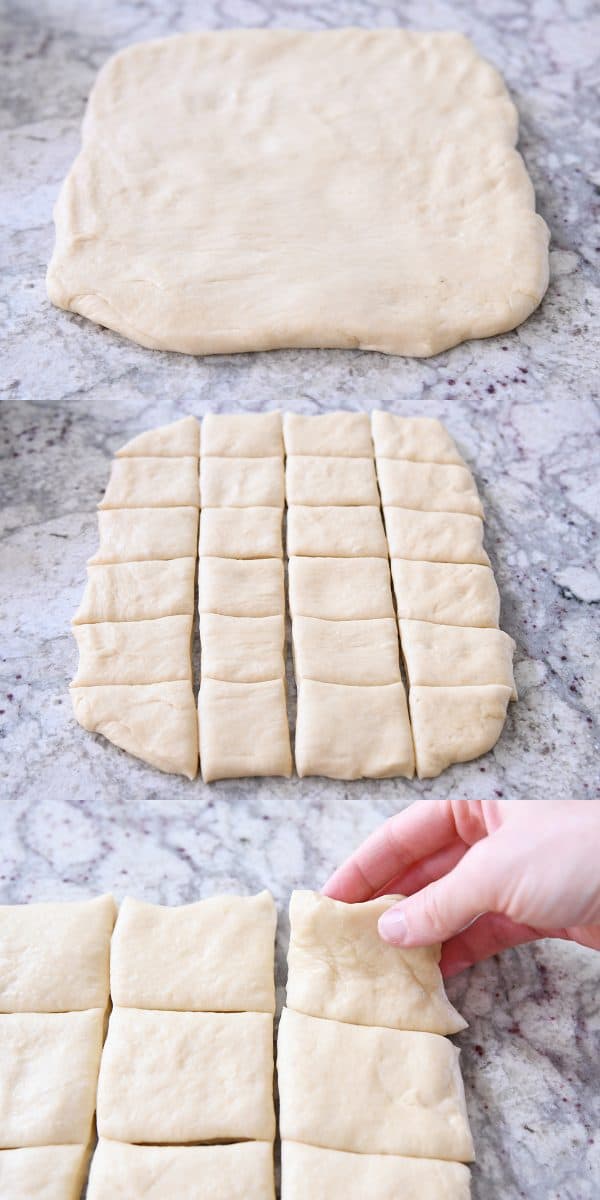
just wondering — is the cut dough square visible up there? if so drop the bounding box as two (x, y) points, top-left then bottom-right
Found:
(200, 613), (285, 683)
(0, 895), (115, 1013)
(371, 413), (465, 465)
(391, 560), (500, 628)
(89, 506), (199, 564)
(288, 558), (395, 620)
(287, 505), (387, 557)
(285, 457), (378, 506)
(287, 891), (466, 1034)
(72, 614), (193, 685)
(199, 678), (292, 781)
(73, 558), (196, 623)
(116, 416), (200, 458)
(99, 456), (200, 509)
(400, 620), (517, 695)
(202, 412), (282, 458)
(277, 1008), (474, 1161)
(283, 413), (372, 457)
(376, 460), (483, 516)
(0, 1146), (89, 1200)
(281, 1143), (472, 1200)
(295, 680), (414, 779)
(384, 507), (489, 566)
(70, 680), (199, 779)
(87, 1140), (275, 1200)
(110, 891), (276, 1012)
(198, 557), (284, 617)
(292, 616), (400, 686)
(200, 457), (284, 508)
(199, 507), (282, 559)
(410, 684), (513, 778)
(0, 1009), (104, 1147)
(96, 1008), (275, 1144)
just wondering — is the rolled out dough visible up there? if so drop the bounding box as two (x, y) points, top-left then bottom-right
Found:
(286, 457), (379, 507)
(281, 1143), (471, 1200)
(87, 1141), (275, 1200)
(99, 456), (199, 509)
(198, 557), (284, 617)
(202, 412), (282, 458)
(287, 505), (387, 558)
(371, 413), (465, 465)
(199, 507), (283, 559)
(292, 616), (400, 686)
(70, 680), (199, 779)
(410, 684), (513, 778)
(284, 413), (372, 457)
(72, 558), (196, 623)
(199, 678), (292, 781)
(288, 557), (395, 621)
(72, 615), (193, 685)
(0, 1146), (89, 1200)
(116, 416), (199, 458)
(200, 613), (285, 683)
(400, 619), (517, 695)
(295, 680), (414, 779)
(391, 560), (500, 628)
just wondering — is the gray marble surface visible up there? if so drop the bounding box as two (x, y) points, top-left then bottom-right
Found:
(1, 1), (599, 1197)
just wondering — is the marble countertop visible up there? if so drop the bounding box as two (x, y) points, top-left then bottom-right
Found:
(1, 1), (599, 1197)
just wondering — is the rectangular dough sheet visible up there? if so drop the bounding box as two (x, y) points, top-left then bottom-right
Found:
(384, 507), (489, 566)
(199, 678), (292, 781)
(287, 505), (387, 558)
(199, 507), (282, 559)
(72, 615), (193, 685)
(202, 412), (282, 458)
(0, 1146), (89, 1200)
(292, 616), (400, 686)
(116, 416), (200, 458)
(400, 620), (517, 695)
(70, 680), (199, 779)
(286, 457), (379, 507)
(283, 412), (372, 457)
(198, 557), (284, 618)
(409, 684), (513, 778)
(73, 558), (196, 623)
(288, 558), (395, 621)
(376, 460), (483, 516)
(87, 1140), (275, 1200)
(200, 613), (285, 683)
(99, 456), (199, 509)
(200, 456), (284, 508)
(371, 413), (465, 465)
(295, 680), (414, 779)
(89, 507), (199, 564)
(281, 1143), (472, 1200)
(391, 560), (500, 628)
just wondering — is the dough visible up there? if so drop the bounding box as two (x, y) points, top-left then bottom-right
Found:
(384, 508), (489, 566)
(47, 30), (548, 356)
(281, 1143), (472, 1200)
(200, 614), (285, 683)
(73, 558), (196, 623)
(277, 1008), (474, 1161)
(87, 1140), (275, 1200)
(96, 1008), (275, 1144)
(199, 507), (282, 559)
(400, 619), (517, 696)
(0, 1146), (89, 1200)
(376, 460), (483, 516)
(202, 412), (282, 458)
(285, 457), (379, 507)
(198, 557), (284, 617)
(287, 506), (387, 558)
(199, 678), (292, 781)
(288, 558), (395, 620)
(292, 616), (400, 686)
(200, 457), (284, 508)
(110, 891), (276, 1012)
(0, 895), (115, 1013)
(287, 892), (466, 1034)
(72, 615), (193, 685)
(283, 413), (372, 457)
(89, 506), (199, 564)
(99, 456), (199, 509)
(391, 560), (500, 628)
(116, 416), (200, 458)
(409, 684), (513, 778)
(295, 680), (414, 779)
(0, 1009), (104, 1147)
(70, 680), (199, 779)
(371, 413), (465, 465)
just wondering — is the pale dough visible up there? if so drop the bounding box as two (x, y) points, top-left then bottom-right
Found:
(72, 615), (193, 685)
(73, 557), (196, 623)
(287, 892), (466, 1034)
(116, 416), (200, 459)
(295, 680), (414, 779)
(283, 413), (372, 457)
(96, 1008), (275, 1144)
(202, 412), (282, 458)
(199, 507), (282, 559)
(410, 684), (513, 778)
(0, 1009), (104, 1147)
(47, 30), (548, 356)
(89, 506), (199, 564)
(201, 613), (285, 683)
(198, 557), (284, 617)
(277, 1008), (474, 1161)
(70, 680), (199, 778)
(200, 457), (284, 508)
(285, 457), (379, 507)
(292, 616), (400, 686)
(288, 558), (395, 620)
(110, 892), (276, 1013)
(376, 460), (483, 516)
(99, 456), (199, 510)
(199, 678), (292, 781)
(287, 506), (387, 558)
(391, 560), (500, 628)
(400, 619), (517, 696)
(371, 413), (465, 465)
(0, 895), (115, 1013)
(384, 507), (489, 566)
(281, 1143), (472, 1200)
(87, 1141), (275, 1200)
(0, 1146), (89, 1200)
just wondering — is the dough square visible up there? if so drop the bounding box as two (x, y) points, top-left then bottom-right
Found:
(110, 891), (276, 1012)
(383, 507), (489, 565)
(400, 619), (517, 694)
(198, 557), (284, 617)
(285, 457), (378, 506)
(200, 457), (284, 508)
(371, 413), (465, 465)
(283, 413), (372, 457)
(287, 505), (387, 557)
(199, 507), (282, 559)
(89, 506), (199, 564)
(0, 1009), (104, 1148)
(288, 557), (395, 621)
(292, 616), (400, 686)
(87, 1140), (275, 1200)
(409, 684), (512, 778)
(281, 1143), (471, 1200)
(99, 456), (200, 509)
(0, 1146), (89, 1200)
(287, 891), (466, 1034)
(202, 412), (282, 458)
(96, 1008), (275, 1144)
(116, 416), (200, 458)
(70, 680), (199, 779)
(376, 460), (483, 516)
(200, 613), (285, 683)
(199, 678), (292, 781)
(277, 1008), (474, 1161)
(72, 614), (193, 685)
(47, 30), (548, 356)
(0, 895), (115, 1013)
(73, 558), (196, 623)
(391, 559), (500, 628)
(295, 680), (414, 779)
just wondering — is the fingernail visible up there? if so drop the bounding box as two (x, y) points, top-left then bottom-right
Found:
(378, 909), (408, 943)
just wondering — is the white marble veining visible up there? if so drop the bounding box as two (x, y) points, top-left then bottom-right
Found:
(1, 2), (599, 1197)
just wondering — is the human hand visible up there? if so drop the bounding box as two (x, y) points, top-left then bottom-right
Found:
(323, 799), (600, 976)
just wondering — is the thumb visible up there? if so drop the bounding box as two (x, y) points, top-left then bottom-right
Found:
(378, 839), (496, 946)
